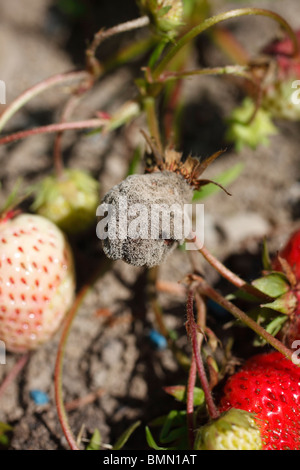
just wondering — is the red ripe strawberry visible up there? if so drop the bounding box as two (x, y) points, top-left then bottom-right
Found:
(271, 229), (300, 343)
(219, 351), (300, 450)
(0, 213), (75, 353)
(272, 229), (300, 280)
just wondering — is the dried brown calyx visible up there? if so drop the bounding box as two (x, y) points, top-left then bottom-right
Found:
(143, 131), (228, 193)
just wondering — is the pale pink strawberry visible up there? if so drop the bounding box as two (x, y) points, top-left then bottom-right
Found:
(0, 213), (75, 353)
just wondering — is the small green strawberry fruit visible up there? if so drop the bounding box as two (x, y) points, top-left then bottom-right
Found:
(32, 169), (99, 235)
(226, 97), (278, 151)
(260, 31), (300, 121)
(137, 0), (184, 38)
(261, 79), (300, 121)
(194, 408), (262, 450)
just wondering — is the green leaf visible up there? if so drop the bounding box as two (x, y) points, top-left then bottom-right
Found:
(159, 410), (186, 442)
(160, 426), (187, 444)
(252, 309), (288, 346)
(252, 273), (290, 298)
(265, 314), (287, 335)
(112, 420), (141, 450)
(146, 410), (188, 450)
(0, 422), (13, 447)
(86, 429), (101, 450)
(148, 40), (169, 69)
(262, 291), (297, 315)
(145, 426), (170, 450)
(226, 288), (262, 303)
(192, 162), (244, 201)
(163, 385), (205, 406)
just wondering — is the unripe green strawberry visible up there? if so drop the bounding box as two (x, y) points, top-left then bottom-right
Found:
(261, 79), (300, 121)
(259, 31), (300, 121)
(0, 213), (75, 352)
(32, 169), (99, 235)
(194, 408), (262, 450)
(137, 0), (183, 38)
(226, 97), (277, 151)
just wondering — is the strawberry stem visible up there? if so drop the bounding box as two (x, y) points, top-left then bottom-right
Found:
(186, 291), (207, 448)
(0, 353), (30, 401)
(143, 97), (164, 155)
(186, 356), (197, 449)
(54, 259), (112, 450)
(0, 71), (90, 133)
(86, 16), (150, 77)
(156, 65), (254, 84)
(0, 119), (108, 147)
(186, 289), (220, 420)
(153, 8), (299, 80)
(192, 237), (272, 302)
(190, 274), (295, 363)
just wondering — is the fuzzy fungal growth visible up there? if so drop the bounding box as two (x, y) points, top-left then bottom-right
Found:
(98, 138), (225, 268)
(99, 170), (193, 268)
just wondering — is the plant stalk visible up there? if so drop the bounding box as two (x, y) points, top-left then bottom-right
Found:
(0, 353), (30, 400)
(186, 289), (219, 420)
(192, 237), (272, 302)
(0, 119), (108, 147)
(86, 16), (150, 76)
(0, 71), (90, 133)
(190, 274), (295, 362)
(54, 259), (112, 450)
(143, 97), (164, 154)
(153, 8), (300, 80)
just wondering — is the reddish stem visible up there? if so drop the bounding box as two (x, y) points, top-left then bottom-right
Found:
(0, 353), (30, 400)
(186, 357), (197, 449)
(0, 71), (90, 133)
(191, 274), (295, 362)
(64, 388), (105, 412)
(186, 289), (219, 420)
(192, 236), (272, 301)
(54, 260), (112, 450)
(53, 94), (83, 176)
(86, 16), (150, 76)
(0, 119), (108, 147)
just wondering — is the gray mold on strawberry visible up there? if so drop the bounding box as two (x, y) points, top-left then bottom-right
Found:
(98, 170), (194, 268)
